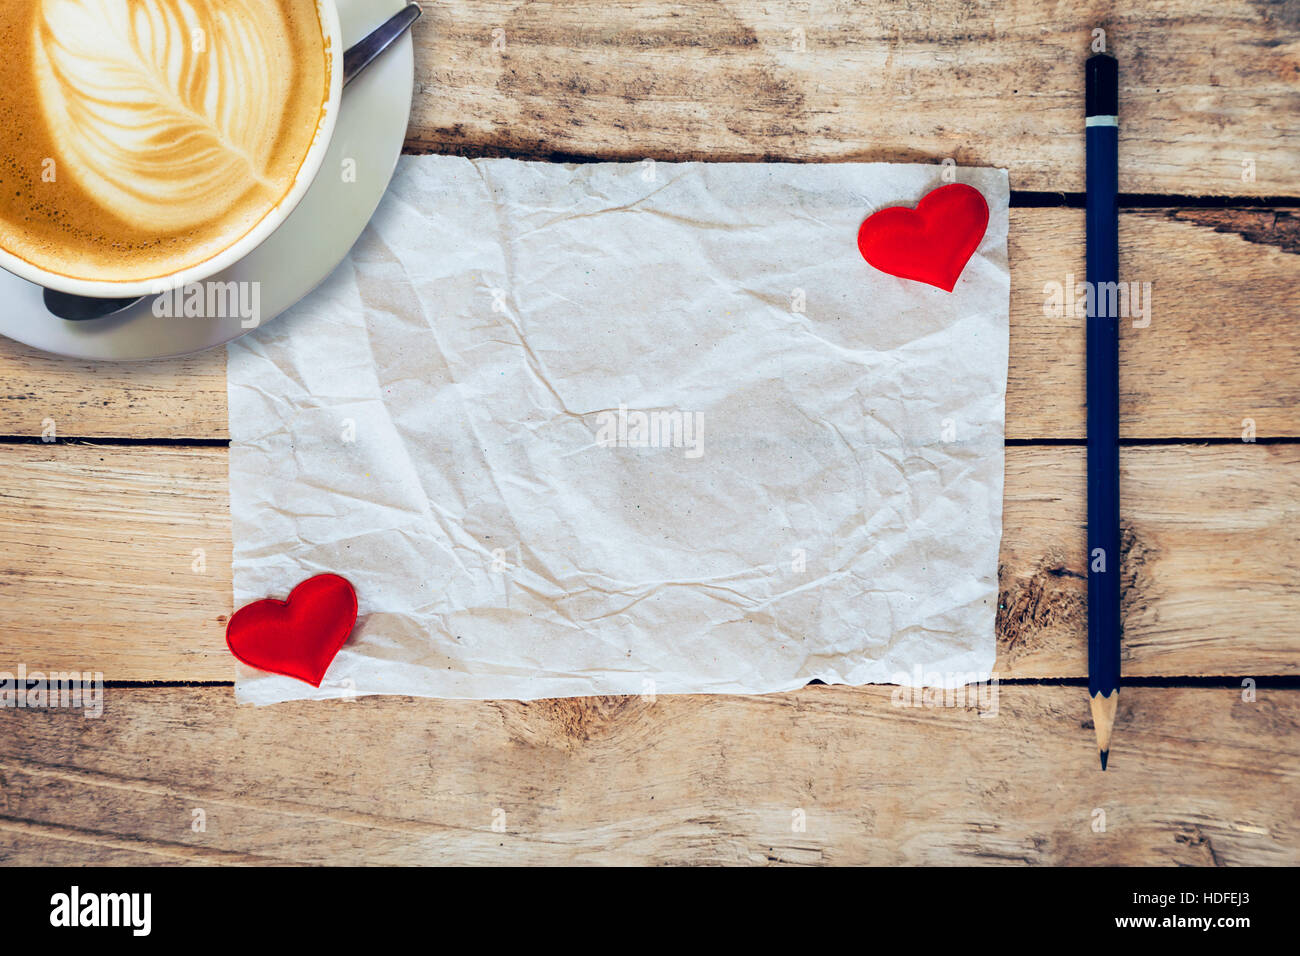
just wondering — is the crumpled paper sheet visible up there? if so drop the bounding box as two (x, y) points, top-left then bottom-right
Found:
(227, 157), (1009, 704)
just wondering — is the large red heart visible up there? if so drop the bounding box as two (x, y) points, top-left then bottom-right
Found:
(856, 182), (989, 292)
(225, 574), (358, 686)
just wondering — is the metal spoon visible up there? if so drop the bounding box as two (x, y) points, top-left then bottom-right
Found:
(43, 289), (143, 321)
(344, 2), (422, 88)
(44, 2), (423, 322)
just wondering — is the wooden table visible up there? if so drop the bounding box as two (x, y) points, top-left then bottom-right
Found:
(2, 1), (1297, 865)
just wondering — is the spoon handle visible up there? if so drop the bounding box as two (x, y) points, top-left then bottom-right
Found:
(343, 3), (422, 88)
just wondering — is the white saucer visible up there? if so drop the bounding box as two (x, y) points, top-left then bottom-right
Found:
(0, 0), (414, 361)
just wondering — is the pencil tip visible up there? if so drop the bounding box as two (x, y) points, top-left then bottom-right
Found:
(1090, 691), (1118, 768)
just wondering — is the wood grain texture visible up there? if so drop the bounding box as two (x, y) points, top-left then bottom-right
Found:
(2, 442), (1295, 681)
(408, 0), (1300, 196)
(1, 208), (1296, 441)
(0, 339), (226, 440)
(0, 446), (231, 679)
(0, 684), (1294, 865)
(1010, 208), (1300, 441)
(1000, 444), (1300, 678)
(2, 0), (1295, 871)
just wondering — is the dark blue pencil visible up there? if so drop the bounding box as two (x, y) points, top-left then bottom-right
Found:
(1086, 52), (1120, 770)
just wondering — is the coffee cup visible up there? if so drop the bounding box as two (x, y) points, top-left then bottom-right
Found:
(0, 0), (344, 299)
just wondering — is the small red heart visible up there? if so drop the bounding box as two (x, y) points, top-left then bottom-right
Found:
(857, 182), (989, 292)
(225, 574), (358, 686)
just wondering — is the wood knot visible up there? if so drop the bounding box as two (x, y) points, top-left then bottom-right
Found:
(997, 558), (1087, 661)
(533, 695), (637, 741)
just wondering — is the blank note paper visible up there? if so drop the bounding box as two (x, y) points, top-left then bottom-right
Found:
(226, 158), (1009, 703)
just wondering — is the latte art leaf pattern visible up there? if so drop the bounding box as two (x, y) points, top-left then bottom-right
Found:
(33, 0), (294, 231)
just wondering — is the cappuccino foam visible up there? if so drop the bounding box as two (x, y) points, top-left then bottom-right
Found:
(0, 0), (330, 284)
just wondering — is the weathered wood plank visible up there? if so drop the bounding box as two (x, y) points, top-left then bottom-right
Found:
(999, 444), (1300, 678)
(409, 0), (1300, 196)
(1, 443), (1295, 680)
(0, 340), (227, 440)
(0, 446), (232, 679)
(0, 684), (1294, 865)
(1010, 208), (1300, 441)
(1, 208), (1297, 440)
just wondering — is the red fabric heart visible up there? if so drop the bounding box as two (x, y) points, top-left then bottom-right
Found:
(225, 574), (358, 686)
(856, 182), (989, 292)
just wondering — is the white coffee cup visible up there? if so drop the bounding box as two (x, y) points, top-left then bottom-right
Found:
(0, 0), (344, 300)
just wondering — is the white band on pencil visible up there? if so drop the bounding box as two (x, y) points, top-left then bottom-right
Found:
(1086, 115), (1118, 127)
